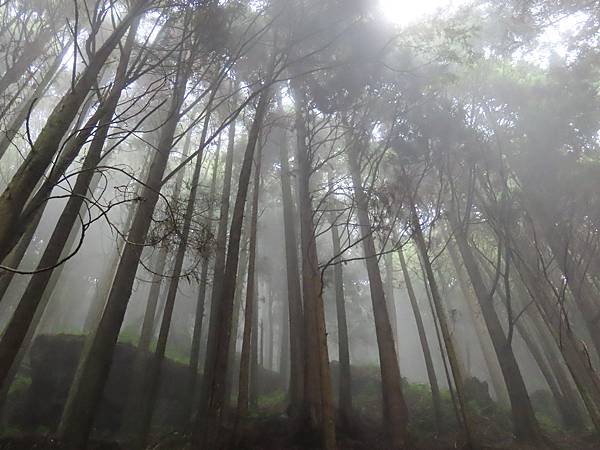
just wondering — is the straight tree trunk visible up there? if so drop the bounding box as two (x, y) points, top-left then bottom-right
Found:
(279, 125), (304, 416)
(132, 107), (215, 450)
(347, 136), (408, 449)
(0, 19), (139, 390)
(446, 241), (511, 407)
(293, 87), (336, 450)
(510, 239), (600, 431)
(330, 218), (353, 426)
(250, 278), (260, 410)
(397, 245), (443, 434)
(0, 42), (68, 161)
(449, 217), (542, 444)
(190, 120), (231, 418)
(0, 1), (148, 259)
(384, 252), (399, 343)
(195, 84), (272, 449)
(410, 205), (473, 446)
(56, 44), (190, 449)
(237, 142), (262, 418)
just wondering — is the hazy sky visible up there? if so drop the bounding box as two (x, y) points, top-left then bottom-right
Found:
(378, 0), (468, 25)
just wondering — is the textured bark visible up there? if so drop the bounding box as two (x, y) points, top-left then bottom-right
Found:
(330, 219), (353, 425)
(279, 126), (304, 416)
(195, 86), (271, 449)
(122, 127), (193, 437)
(410, 207), (473, 446)
(0, 42), (68, 161)
(237, 140), (262, 418)
(293, 88), (336, 450)
(450, 218), (542, 444)
(347, 137), (408, 448)
(397, 245), (443, 434)
(384, 252), (399, 343)
(446, 242), (511, 407)
(477, 253), (586, 430)
(56, 46), (189, 449)
(191, 121), (231, 417)
(0, 19), (138, 391)
(133, 111), (215, 450)
(511, 243), (600, 431)
(0, 2), (147, 260)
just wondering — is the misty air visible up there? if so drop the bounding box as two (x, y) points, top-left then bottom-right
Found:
(0, 1), (598, 449)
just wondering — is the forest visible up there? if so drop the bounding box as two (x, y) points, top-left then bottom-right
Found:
(0, 0), (599, 449)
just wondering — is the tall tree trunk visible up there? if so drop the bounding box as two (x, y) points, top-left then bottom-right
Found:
(397, 245), (443, 434)
(237, 142), (262, 418)
(510, 239), (600, 431)
(250, 278), (260, 410)
(122, 125), (193, 437)
(0, 2), (147, 259)
(266, 289), (274, 370)
(132, 107), (215, 450)
(279, 124), (304, 416)
(410, 205), (473, 446)
(346, 136), (408, 449)
(449, 217), (542, 444)
(195, 85), (271, 449)
(56, 44), (190, 449)
(384, 252), (399, 343)
(190, 119), (232, 418)
(0, 18), (138, 390)
(446, 241), (511, 407)
(0, 42), (68, 161)
(293, 87), (336, 450)
(475, 249), (587, 430)
(330, 218), (353, 426)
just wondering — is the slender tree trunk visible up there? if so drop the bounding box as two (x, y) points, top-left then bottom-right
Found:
(293, 87), (336, 450)
(279, 125), (304, 416)
(410, 206), (473, 447)
(510, 240), (600, 431)
(0, 2), (147, 259)
(132, 106), (215, 450)
(397, 245), (443, 434)
(237, 142), (262, 418)
(449, 217), (542, 444)
(446, 241), (511, 407)
(0, 42), (68, 161)
(267, 289), (274, 370)
(347, 137), (408, 448)
(190, 120), (231, 418)
(250, 278), (260, 410)
(330, 219), (353, 426)
(384, 252), (399, 343)
(0, 19), (138, 390)
(478, 253), (587, 431)
(195, 85), (271, 449)
(56, 44), (190, 449)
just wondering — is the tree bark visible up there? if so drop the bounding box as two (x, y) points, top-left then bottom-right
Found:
(0, 1), (148, 260)
(237, 140), (262, 419)
(279, 124), (304, 416)
(330, 218), (353, 426)
(397, 245), (443, 434)
(293, 87), (336, 450)
(56, 43), (189, 449)
(194, 85), (271, 449)
(449, 217), (542, 444)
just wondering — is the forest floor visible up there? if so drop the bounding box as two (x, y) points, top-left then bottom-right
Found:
(0, 338), (597, 450)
